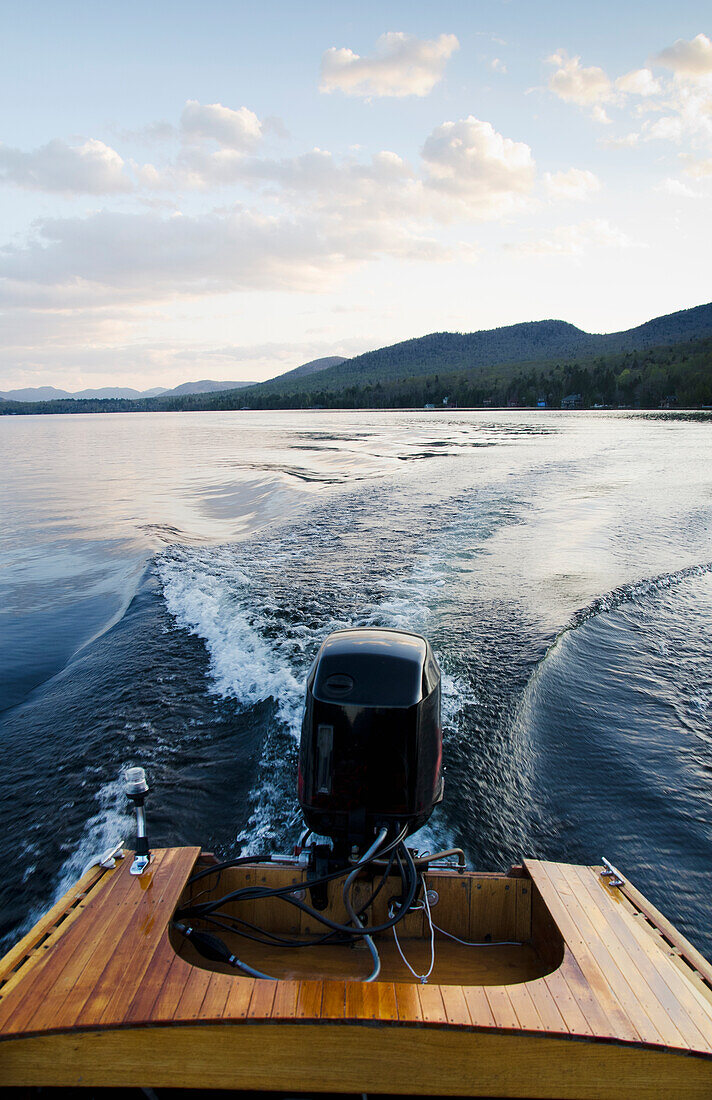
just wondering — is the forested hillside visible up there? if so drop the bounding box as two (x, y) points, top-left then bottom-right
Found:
(2, 302), (711, 415)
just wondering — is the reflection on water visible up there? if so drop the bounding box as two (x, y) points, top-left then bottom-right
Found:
(1, 409), (711, 957)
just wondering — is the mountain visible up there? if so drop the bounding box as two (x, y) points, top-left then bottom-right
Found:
(0, 380), (254, 402)
(242, 302), (712, 399)
(266, 355), (349, 383)
(2, 304), (711, 413)
(160, 379), (256, 397)
(0, 385), (166, 401)
(0, 386), (75, 402)
(74, 386), (168, 399)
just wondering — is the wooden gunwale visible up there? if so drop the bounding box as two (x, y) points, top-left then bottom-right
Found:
(2, 1023), (712, 1099)
(0, 847), (711, 1096)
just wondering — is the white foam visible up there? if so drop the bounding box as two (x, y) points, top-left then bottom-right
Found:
(157, 542), (477, 855)
(158, 547), (303, 735)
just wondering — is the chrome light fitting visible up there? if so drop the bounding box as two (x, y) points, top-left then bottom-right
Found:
(125, 767), (151, 875)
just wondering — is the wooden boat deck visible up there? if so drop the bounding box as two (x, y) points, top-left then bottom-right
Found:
(1, 847), (711, 1097)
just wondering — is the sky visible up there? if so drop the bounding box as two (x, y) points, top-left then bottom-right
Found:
(1, 0), (711, 391)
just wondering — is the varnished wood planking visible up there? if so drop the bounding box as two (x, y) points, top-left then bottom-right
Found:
(515, 879), (532, 943)
(542, 963), (593, 1036)
(0, 849), (177, 1034)
(320, 979), (346, 1019)
(507, 982), (546, 1031)
(270, 979), (300, 1019)
(440, 984), (471, 1026)
(296, 979), (324, 1018)
(462, 983), (496, 1027)
(421, 871), (470, 937)
(555, 948), (619, 1038)
(485, 985), (519, 1029)
(76, 849), (202, 1028)
(418, 983), (447, 1023)
(198, 971), (231, 1020)
(221, 976), (255, 1019)
(526, 861), (641, 1043)
(245, 978), (275, 1019)
(616, 871), (712, 990)
(546, 862), (672, 1047)
(0, 862), (111, 999)
(394, 981), (423, 1022)
(470, 878), (517, 942)
(571, 865), (712, 1052)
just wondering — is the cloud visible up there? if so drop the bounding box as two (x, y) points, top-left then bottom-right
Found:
(180, 100), (263, 149)
(655, 33), (712, 78)
(511, 218), (633, 256)
(490, 58), (507, 74)
(0, 138), (131, 194)
(0, 201), (450, 310)
(655, 177), (700, 197)
(421, 116), (535, 209)
(615, 68), (661, 96)
(681, 154), (712, 177)
(132, 113), (537, 226)
(601, 131), (641, 148)
(320, 31), (459, 97)
(544, 168), (601, 200)
(547, 49), (612, 107)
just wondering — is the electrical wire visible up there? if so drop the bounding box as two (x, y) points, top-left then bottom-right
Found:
(178, 829), (416, 939)
(430, 922), (523, 948)
(391, 875), (436, 984)
(178, 826), (409, 922)
(173, 829), (417, 980)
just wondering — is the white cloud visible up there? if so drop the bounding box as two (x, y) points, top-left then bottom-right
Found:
(591, 105), (613, 125)
(615, 68), (661, 96)
(655, 34), (712, 78)
(547, 49), (612, 107)
(130, 112), (538, 226)
(544, 168), (601, 200)
(0, 138), (131, 194)
(421, 116), (536, 210)
(320, 31), (459, 98)
(601, 131), (641, 148)
(681, 154), (712, 177)
(180, 100), (263, 149)
(655, 177), (700, 197)
(491, 58), (507, 74)
(0, 203), (450, 309)
(511, 218), (633, 256)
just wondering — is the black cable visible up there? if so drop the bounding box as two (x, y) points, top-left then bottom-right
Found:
(354, 845), (397, 920)
(175, 830), (418, 961)
(178, 826), (409, 921)
(249, 840), (418, 937)
(193, 911), (352, 949)
(185, 852), (274, 887)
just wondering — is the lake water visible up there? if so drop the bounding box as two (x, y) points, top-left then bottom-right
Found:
(1, 410), (711, 956)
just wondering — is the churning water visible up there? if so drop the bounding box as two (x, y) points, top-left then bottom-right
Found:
(1, 410), (710, 955)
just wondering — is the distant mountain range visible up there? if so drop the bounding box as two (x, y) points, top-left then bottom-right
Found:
(0, 379), (257, 402)
(2, 304), (711, 413)
(0, 356), (349, 403)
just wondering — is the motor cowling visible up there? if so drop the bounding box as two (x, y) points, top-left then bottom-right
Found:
(298, 628), (443, 849)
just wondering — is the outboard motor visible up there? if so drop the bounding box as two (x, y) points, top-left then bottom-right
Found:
(298, 628), (443, 852)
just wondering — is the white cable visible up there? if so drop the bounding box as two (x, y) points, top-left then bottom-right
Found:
(406, 877), (523, 949)
(430, 922), (522, 948)
(392, 876), (436, 984)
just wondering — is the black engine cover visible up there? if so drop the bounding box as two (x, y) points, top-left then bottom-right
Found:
(298, 628), (443, 847)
